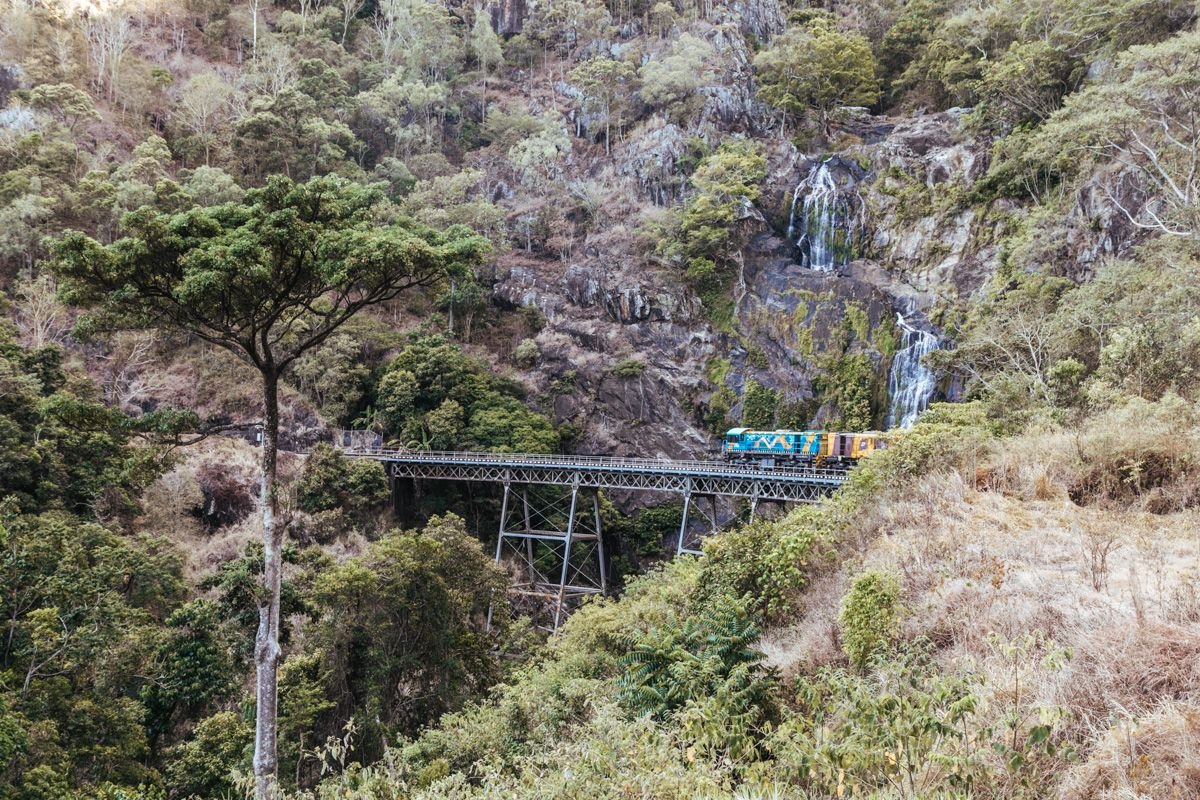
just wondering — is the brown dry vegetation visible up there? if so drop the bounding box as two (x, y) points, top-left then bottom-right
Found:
(137, 437), (311, 581)
(763, 413), (1200, 798)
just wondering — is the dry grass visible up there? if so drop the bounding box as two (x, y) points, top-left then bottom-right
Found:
(985, 399), (1200, 513)
(766, 418), (1200, 795)
(138, 437), (268, 582)
(1059, 701), (1200, 800)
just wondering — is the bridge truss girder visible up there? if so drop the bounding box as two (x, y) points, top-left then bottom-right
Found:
(368, 453), (846, 628)
(383, 461), (840, 504)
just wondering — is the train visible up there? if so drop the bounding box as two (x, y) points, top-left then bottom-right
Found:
(721, 428), (885, 470)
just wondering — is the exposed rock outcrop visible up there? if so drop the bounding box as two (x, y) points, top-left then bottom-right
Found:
(487, 0), (528, 35)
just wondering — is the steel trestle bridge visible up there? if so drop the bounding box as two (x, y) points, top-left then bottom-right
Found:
(340, 446), (848, 628)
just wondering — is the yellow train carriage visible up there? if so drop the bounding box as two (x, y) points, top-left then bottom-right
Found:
(820, 431), (885, 468)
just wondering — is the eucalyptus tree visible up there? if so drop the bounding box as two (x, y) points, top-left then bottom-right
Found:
(52, 174), (488, 798)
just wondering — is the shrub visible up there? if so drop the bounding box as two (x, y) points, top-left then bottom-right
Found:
(164, 711), (252, 799)
(839, 570), (902, 668)
(513, 338), (539, 367)
(610, 358), (645, 379)
(295, 444), (389, 531)
(697, 504), (832, 618)
(763, 646), (983, 794)
(741, 379), (777, 429)
(619, 595), (778, 762)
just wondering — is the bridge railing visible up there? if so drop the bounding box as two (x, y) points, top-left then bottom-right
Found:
(339, 446), (850, 482)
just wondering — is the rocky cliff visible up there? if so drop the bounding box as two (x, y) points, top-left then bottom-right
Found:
(492, 110), (1003, 458)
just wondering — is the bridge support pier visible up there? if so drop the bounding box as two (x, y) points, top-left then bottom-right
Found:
(676, 481), (722, 556)
(490, 473), (607, 631)
(389, 471), (417, 527)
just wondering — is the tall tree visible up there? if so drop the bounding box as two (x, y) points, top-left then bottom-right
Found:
(470, 10), (504, 121)
(753, 18), (880, 135)
(51, 175), (488, 799)
(569, 57), (638, 154)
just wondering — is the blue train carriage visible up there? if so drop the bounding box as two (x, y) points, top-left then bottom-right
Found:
(721, 428), (823, 465)
(723, 428), (886, 470)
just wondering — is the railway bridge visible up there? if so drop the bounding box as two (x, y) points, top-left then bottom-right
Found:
(339, 445), (848, 629)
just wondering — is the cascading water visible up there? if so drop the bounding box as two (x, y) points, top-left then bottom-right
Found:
(886, 313), (941, 429)
(787, 158), (866, 272)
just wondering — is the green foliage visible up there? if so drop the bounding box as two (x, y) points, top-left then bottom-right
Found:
(817, 353), (877, 431)
(295, 444), (389, 530)
(307, 514), (509, 756)
(513, 338), (539, 367)
(705, 385), (736, 434)
(943, 248), (1200, 424)
(892, 0), (1195, 125)
(839, 570), (903, 668)
(740, 379), (777, 429)
(569, 57), (638, 153)
(140, 600), (237, 746)
(375, 335), (558, 453)
(697, 505), (832, 618)
(0, 334), (164, 517)
(618, 595), (777, 761)
(666, 140), (766, 323)
(754, 18), (880, 130)
(639, 34), (715, 122)
(763, 646), (983, 795)
(0, 511), (185, 794)
(704, 356), (731, 386)
(53, 175), (489, 404)
(164, 711), (252, 799)
(233, 59), (360, 181)
(1024, 31), (1200, 236)
(289, 332), (373, 426)
(609, 358), (645, 378)
(600, 497), (683, 560)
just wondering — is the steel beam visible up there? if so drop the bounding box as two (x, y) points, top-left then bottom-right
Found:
(357, 447), (846, 628)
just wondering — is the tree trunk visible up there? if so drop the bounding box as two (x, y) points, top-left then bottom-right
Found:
(253, 370), (282, 800)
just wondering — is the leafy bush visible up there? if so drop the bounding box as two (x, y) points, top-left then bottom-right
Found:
(664, 140), (766, 326)
(513, 338), (539, 367)
(164, 711), (252, 799)
(375, 336), (558, 453)
(839, 570), (903, 668)
(305, 514), (510, 758)
(741, 379), (777, 429)
(697, 504), (832, 618)
(761, 646), (983, 795)
(618, 595), (777, 762)
(295, 444), (389, 530)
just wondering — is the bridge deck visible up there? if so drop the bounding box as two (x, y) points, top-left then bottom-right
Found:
(342, 448), (848, 503)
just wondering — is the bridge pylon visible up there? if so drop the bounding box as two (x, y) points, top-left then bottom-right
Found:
(489, 472), (607, 631)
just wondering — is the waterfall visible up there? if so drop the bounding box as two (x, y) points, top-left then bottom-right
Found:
(886, 313), (940, 429)
(787, 158), (865, 272)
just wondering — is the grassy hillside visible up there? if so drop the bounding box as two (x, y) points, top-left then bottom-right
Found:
(1, 0), (1199, 798)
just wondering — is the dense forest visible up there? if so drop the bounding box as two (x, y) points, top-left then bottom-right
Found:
(2, 0), (1200, 798)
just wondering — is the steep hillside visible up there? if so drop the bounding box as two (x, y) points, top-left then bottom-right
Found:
(2, 0), (1200, 798)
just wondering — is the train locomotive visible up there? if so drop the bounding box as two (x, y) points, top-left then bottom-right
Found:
(722, 428), (884, 470)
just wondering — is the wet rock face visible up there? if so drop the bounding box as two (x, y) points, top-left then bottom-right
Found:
(696, 23), (776, 134)
(0, 64), (25, 109)
(615, 121), (687, 206)
(487, 0), (529, 35)
(786, 155), (870, 271)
